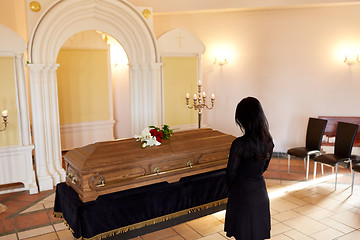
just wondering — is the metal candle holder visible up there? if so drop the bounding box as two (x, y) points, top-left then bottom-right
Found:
(1, 110), (8, 131)
(186, 80), (215, 129)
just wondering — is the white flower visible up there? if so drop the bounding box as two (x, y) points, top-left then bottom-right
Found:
(135, 127), (161, 148)
(146, 137), (161, 147)
(141, 128), (152, 138)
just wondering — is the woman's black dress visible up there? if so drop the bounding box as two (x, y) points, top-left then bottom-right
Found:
(224, 137), (273, 240)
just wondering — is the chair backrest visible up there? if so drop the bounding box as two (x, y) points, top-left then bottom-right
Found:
(334, 121), (359, 157)
(305, 118), (328, 150)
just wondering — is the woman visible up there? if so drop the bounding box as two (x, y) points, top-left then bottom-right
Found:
(224, 97), (274, 240)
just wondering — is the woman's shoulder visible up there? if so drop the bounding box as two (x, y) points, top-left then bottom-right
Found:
(231, 136), (246, 148)
(233, 136), (246, 143)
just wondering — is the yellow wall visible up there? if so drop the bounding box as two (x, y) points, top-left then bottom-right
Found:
(0, 0), (26, 146)
(163, 57), (198, 126)
(57, 49), (110, 124)
(0, 57), (20, 146)
(0, 0), (27, 41)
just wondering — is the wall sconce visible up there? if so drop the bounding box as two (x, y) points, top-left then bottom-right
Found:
(1, 109), (8, 131)
(344, 54), (360, 65)
(214, 56), (228, 66)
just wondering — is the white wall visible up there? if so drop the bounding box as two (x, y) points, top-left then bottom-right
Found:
(112, 64), (132, 139)
(153, 5), (360, 152)
(107, 35), (132, 139)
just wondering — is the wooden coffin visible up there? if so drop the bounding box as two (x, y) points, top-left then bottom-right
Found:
(64, 128), (235, 202)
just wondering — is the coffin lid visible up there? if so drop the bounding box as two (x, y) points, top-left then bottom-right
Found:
(64, 128), (235, 171)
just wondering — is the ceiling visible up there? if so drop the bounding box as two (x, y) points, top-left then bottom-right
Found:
(128, 0), (360, 14)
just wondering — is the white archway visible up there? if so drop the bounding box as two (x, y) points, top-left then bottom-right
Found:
(27, 0), (161, 191)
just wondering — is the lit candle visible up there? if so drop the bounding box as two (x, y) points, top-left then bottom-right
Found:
(186, 93), (189, 99)
(211, 93), (215, 100)
(2, 110), (8, 117)
(202, 92), (206, 98)
(198, 80), (202, 86)
(193, 94), (197, 100)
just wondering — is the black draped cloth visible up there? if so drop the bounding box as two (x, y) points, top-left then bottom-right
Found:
(224, 137), (273, 240)
(54, 169), (229, 239)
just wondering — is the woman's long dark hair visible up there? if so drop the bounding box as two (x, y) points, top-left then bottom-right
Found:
(235, 97), (273, 161)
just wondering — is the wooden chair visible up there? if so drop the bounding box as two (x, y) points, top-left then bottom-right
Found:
(287, 118), (327, 180)
(313, 122), (358, 190)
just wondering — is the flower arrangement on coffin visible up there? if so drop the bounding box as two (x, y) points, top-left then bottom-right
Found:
(135, 125), (173, 148)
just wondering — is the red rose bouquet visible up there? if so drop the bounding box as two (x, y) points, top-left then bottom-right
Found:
(135, 125), (173, 148)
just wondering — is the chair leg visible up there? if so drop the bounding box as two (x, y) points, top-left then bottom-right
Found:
(314, 162), (317, 180)
(321, 164), (324, 175)
(351, 170), (355, 195)
(306, 155), (310, 181)
(335, 164), (338, 190)
(332, 167), (334, 175)
(288, 154), (291, 173)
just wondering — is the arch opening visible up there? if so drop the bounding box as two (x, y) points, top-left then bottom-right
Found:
(27, 0), (161, 191)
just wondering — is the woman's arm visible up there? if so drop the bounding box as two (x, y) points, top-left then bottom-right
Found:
(226, 140), (242, 187)
(263, 144), (274, 172)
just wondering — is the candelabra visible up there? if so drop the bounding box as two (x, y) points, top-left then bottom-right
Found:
(186, 80), (215, 128)
(0, 110), (8, 213)
(1, 109), (8, 131)
(344, 54), (360, 65)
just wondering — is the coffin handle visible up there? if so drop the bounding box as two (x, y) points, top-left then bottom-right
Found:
(154, 167), (160, 175)
(96, 177), (106, 188)
(67, 170), (78, 185)
(187, 160), (193, 168)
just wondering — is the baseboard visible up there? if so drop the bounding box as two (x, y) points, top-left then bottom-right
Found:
(170, 123), (198, 132)
(273, 152), (288, 158)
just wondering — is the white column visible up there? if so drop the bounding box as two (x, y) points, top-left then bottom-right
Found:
(130, 64), (143, 135)
(129, 63), (161, 135)
(28, 64), (53, 191)
(41, 65), (60, 184)
(14, 53), (32, 146)
(48, 64), (66, 182)
(14, 54), (38, 194)
(151, 63), (162, 127)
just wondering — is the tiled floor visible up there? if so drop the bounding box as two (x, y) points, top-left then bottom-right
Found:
(1, 157), (360, 240)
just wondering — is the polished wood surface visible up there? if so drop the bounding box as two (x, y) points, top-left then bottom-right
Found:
(64, 128), (235, 202)
(319, 116), (360, 146)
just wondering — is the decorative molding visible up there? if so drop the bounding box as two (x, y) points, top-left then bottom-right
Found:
(157, 28), (206, 55)
(29, 1), (41, 12)
(142, 9), (151, 19)
(61, 31), (108, 49)
(27, 0), (159, 64)
(0, 145), (38, 194)
(137, 7), (154, 29)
